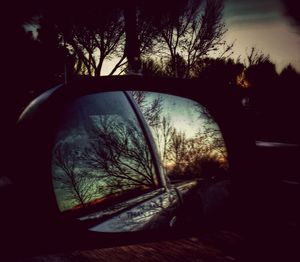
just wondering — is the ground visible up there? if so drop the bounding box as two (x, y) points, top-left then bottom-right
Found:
(18, 230), (244, 262)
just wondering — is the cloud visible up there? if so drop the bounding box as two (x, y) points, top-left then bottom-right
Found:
(224, 0), (283, 25)
(225, 20), (300, 72)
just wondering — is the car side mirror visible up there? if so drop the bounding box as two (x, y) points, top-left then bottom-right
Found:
(3, 76), (253, 257)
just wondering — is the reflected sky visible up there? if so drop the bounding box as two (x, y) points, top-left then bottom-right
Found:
(158, 95), (206, 138)
(145, 93), (209, 138)
(142, 92), (228, 174)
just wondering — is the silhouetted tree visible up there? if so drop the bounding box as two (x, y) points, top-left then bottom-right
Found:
(22, 0), (230, 77)
(194, 57), (244, 87)
(165, 54), (188, 78)
(279, 64), (300, 104)
(240, 49), (300, 141)
(278, 64), (300, 116)
(244, 56), (279, 110)
(245, 47), (270, 67)
(280, 64), (299, 82)
(48, 2), (126, 76)
(5, 20), (72, 120)
(140, 58), (167, 77)
(146, 0), (228, 77)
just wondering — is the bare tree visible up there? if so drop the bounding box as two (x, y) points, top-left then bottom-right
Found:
(183, 0), (227, 77)
(131, 91), (146, 108)
(152, 116), (176, 166)
(132, 91), (228, 179)
(245, 47), (270, 67)
(151, 0), (227, 77)
(194, 105), (228, 167)
(27, 0), (230, 77)
(64, 8), (126, 76)
(140, 58), (166, 77)
(169, 130), (188, 168)
(131, 92), (177, 167)
(165, 127), (228, 179)
(33, 2), (127, 77)
(196, 127), (228, 166)
(131, 91), (163, 127)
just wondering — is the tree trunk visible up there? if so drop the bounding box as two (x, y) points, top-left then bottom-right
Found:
(123, 1), (141, 74)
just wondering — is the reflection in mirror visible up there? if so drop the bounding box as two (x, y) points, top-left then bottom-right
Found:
(88, 188), (178, 232)
(52, 92), (158, 212)
(132, 91), (228, 183)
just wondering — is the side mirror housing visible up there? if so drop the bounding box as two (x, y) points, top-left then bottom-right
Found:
(3, 76), (254, 257)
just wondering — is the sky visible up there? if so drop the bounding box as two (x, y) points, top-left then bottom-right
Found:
(146, 93), (210, 138)
(100, 0), (300, 75)
(223, 0), (300, 72)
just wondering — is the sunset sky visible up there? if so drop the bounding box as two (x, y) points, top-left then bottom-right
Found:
(223, 0), (300, 72)
(97, 0), (300, 75)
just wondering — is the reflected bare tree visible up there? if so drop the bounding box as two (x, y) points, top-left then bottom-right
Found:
(53, 143), (99, 208)
(169, 130), (188, 170)
(133, 92), (228, 181)
(53, 114), (158, 211)
(166, 126), (227, 180)
(82, 115), (157, 194)
(153, 116), (176, 165)
(131, 91), (163, 127)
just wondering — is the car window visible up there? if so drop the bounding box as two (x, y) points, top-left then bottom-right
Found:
(52, 91), (158, 213)
(132, 91), (229, 183)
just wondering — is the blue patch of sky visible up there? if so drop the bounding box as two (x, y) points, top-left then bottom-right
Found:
(224, 0), (283, 25)
(223, 0), (300, 72)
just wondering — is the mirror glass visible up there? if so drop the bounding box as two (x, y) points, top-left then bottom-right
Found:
(50, 90), (229, 234)
(52, 91), (159, 213)
(132, 91), (229, 183)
